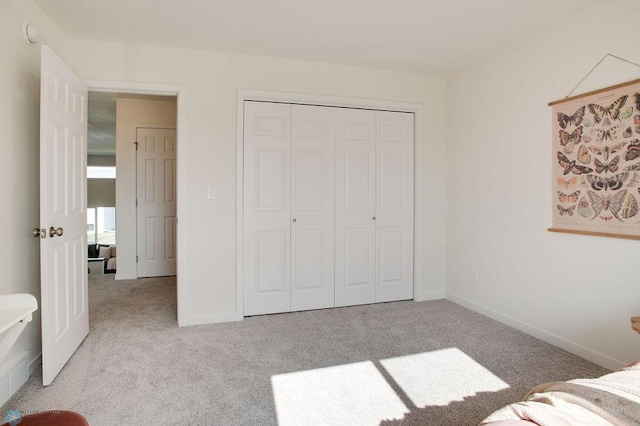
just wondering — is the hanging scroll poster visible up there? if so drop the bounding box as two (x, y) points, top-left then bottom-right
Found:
(549, 78), (640, 239)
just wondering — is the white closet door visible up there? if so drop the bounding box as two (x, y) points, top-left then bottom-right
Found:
(375, 111), (414, 302)
(291, 105), (336, 311)
(244, 101), (292, 316)
(335, 108), (376, 307)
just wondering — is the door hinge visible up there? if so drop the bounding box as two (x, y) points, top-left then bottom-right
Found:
(136, 199), (138, 207)
(134, 141), (138, 150)
(136, 255), (138, 263)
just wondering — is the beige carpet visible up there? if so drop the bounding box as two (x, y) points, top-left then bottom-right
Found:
(2, 275), (608, 425)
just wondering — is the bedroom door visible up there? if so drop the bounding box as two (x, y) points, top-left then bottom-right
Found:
(136, 127), (178, 277)
(39, 46), (89, 386)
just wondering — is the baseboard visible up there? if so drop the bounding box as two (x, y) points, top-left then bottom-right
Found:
(447, 294), (625, 371)
(178, 311), (238, 327)
(28, 353), (41, 376)
(115, 272), (136, 280)
(415, 290), (446, 302)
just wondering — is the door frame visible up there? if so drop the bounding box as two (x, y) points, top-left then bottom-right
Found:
(236, 90), (424, 321)
(86, 80), (188, 326)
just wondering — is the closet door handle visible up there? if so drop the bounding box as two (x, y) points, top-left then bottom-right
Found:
(372, 216), (376, 220)
(292, 218), (297, 223)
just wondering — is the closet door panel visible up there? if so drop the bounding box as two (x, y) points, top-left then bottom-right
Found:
(375, 111), (414, 302)
(244, 101), (292, 316)
(291, 105), (335, 311)
(335, 108), (376, 307)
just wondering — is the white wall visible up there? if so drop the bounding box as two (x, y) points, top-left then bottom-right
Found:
(447, 0), (640, 369)
(61, 39), (448, 324)
(115, 95), (177, 279)
(0, 0), (67, 374)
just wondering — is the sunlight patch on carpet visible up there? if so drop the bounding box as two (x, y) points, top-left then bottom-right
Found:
(271, 361), (409, 425)
(380, 347), (509, 407)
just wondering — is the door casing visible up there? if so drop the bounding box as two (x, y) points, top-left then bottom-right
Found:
(86, 80), (188, 325)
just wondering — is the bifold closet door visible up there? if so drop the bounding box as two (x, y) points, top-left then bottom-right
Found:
(244, 101), (292, 316)
(290, 105), (336, 311)
(375, 111), (414, 302)
(335, 108), (377, 307)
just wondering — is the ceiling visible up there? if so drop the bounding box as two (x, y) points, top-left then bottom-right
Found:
(35, 0), (602, 76)
(87, 92), (116, 156)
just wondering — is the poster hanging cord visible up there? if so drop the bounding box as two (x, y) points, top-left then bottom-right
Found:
(565, 53), (640, 99)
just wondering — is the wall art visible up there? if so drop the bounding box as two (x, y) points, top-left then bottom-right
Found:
(549, 78), (640, 239)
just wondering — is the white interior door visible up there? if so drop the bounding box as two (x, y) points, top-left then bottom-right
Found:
(375, 111), (414, 302)
(335, 108), (377, 307)
(244, 101), (292, 316)
(290, 105), (335, 311)
(136, 128), (178, 278)
(39, 46), (89, 386)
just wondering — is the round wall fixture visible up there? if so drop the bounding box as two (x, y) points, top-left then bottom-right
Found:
(24, 24), (40, 44)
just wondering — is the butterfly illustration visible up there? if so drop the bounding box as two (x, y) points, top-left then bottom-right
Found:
(577, 145), (591, 164)
(593, 156), (620, 174)
(622, 194), (639, 219)
(620, 107), (634, 120)
(588, 95), (628, 123)
(626, 139), (640, 161)
(559, 126), (583, 153)
(557, 176), (578, 189)
(585, 172), (629, 191)
(623, 127), (633, 138)
(587, 189), (627, 220)
(627, 172), (640, 187)
(557, 106), (585, 129)
(624, 162), (640, 172)
(635, 93), (640, 111)
(590, 124), (622, 143)
(577, 196), (593, 218)
(587, 141), (626, 161)
(635, 115), (640, 134)
(557, 204), (576, 216)
(599, 215), (614, 221)
(557, 151), (593, 175)
(557, 190), (580, 203)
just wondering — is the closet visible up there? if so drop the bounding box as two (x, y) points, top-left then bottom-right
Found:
(243, 101), (414, 316)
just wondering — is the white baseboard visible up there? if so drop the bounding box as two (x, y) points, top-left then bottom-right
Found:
(415, 290), (446, 302)
(28, 353), (41, 376)
(178, 311), (238, 327)
(447, 294), (625, 371)
(115, 272), (137, 280)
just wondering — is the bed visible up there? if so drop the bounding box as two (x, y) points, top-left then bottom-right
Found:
(481, 361), (640, 425)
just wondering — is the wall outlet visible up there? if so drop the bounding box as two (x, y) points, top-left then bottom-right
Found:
(470, 269), (479, 283)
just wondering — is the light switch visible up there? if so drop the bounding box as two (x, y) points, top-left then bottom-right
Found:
(206, 185), (216, 200)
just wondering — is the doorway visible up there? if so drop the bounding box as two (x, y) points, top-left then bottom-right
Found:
(87, 92), (178, 280)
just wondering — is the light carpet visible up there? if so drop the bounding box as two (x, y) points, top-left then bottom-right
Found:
(1, 275), (608, 425)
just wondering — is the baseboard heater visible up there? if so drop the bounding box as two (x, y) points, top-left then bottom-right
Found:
(0, 351), (29, 407)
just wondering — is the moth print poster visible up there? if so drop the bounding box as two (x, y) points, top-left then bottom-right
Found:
(550, 78), (640, 238)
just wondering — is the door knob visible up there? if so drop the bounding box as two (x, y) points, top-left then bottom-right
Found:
(372, 216), (376, 220)
(32, 228), (45, 238)
(292, 218), (297, 223)
(49, 226), (63, 237)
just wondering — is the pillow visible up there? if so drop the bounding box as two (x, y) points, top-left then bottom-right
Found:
(98, 245), (111, 259)
(109, 245), (116, 258)
(87, 243), (98, 258)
